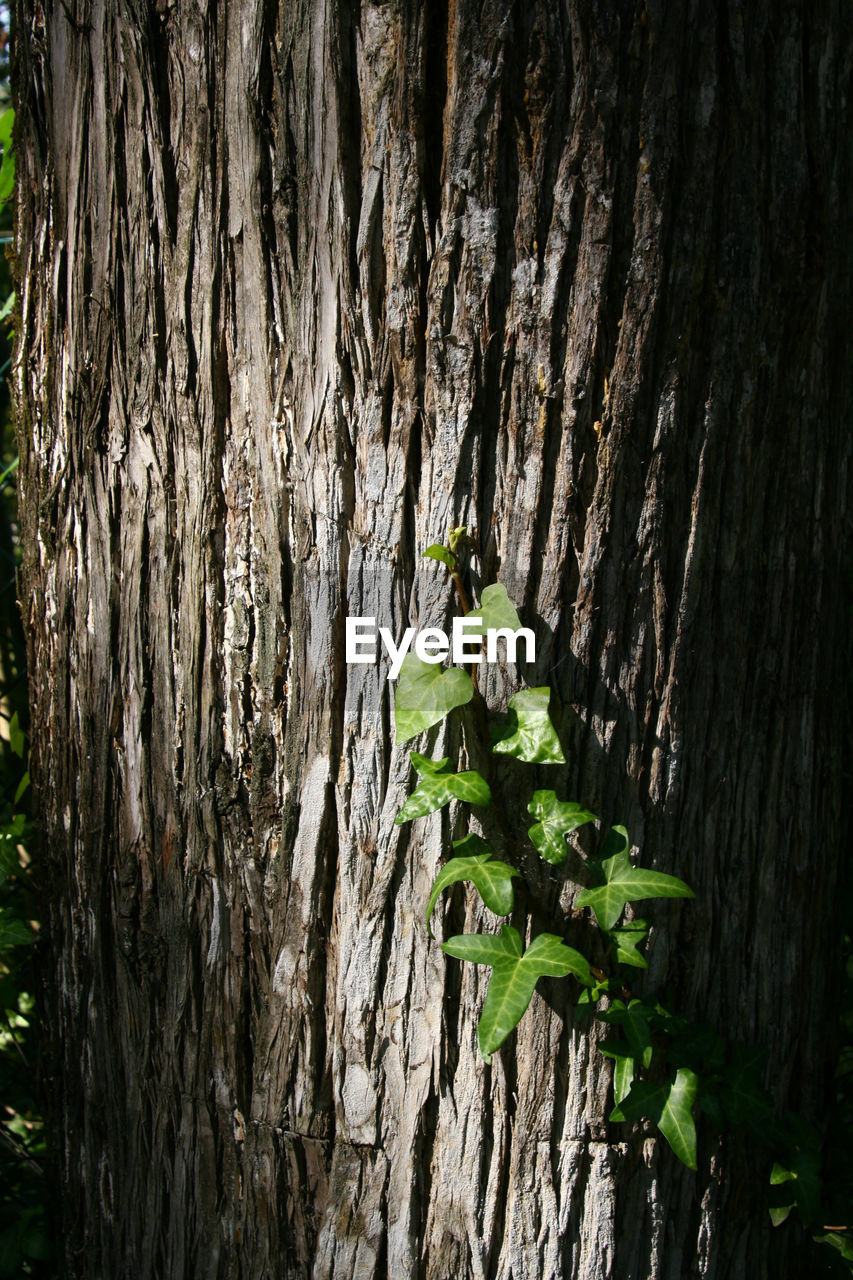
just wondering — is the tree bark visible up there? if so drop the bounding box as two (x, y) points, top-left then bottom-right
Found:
(12, 1), (851, 1277)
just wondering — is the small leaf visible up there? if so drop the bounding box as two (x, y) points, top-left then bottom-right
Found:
(611, 1067), (699, 1169)
(718, 1044), (772, 1130)
(424, 543), (456, 570)
(813, 1232), (853, 1262)
(0, 109), (13, 206)
(698, 1089), (725, 1128)
(0, 153), (13, 205)
(605, 919), (649, 968)
(396, 753), (490, 824)
(527, 789), (596, 865)
(770, 1162), (797, 1185)
(600, 998), (654, 1068)
(0, 291), (15, 323)
(611, 1054), (635, 1105)
(14, 771), (30, 805)
(768, 1201), (794, 1227)
(8, 712), (26, 759)
(426, 835), (520, 936)
(492, 687), (566, 765)
(577, 975), (613, 1006)
(442, 924), (593, 1058)
(0, 840), (18, 887)
(575, 826), (694, 930)
(464, 583), (523, 638)
(768, 1153), (822, 1228)
(394, 653), (474, 743)
(0, 908), (32, 950)
(767, 1118), (823, 1227)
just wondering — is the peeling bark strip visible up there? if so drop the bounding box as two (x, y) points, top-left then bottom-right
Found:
(11, 1), (851, 1277)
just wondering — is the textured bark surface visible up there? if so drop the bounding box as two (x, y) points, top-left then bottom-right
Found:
(12, 1), (852, 1277)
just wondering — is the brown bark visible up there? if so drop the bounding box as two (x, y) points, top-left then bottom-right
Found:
(11, 1), (851, 1277)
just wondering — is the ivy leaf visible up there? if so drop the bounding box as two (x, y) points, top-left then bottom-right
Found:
(600, 998), (655, 1068)
(424, 543), (456, 570)
(492, 687), (566, 765)
(0, 108), (13, 205)
(0, 907), (32, 951)
(605, 919), (649, 968)
(0, 841), (18, 888)
(575, 826), (694, 930)
(9, 711), (26, 759)
(613, 1056), (635, 1105)
(464, 583), (523, 638)
(442, 924), (593, 1059)
(769, 1115), (823, 1226)
(394, 653), (474, 743)
(426, 834), (520, 937)
(813, 1232), (853, 1262)
(395, 754), (491, 824)
(611, 1067), (699, 1169)
(527, 790), (596, 865)
(577, 975), (613, 1007)
(598, 1038), (637, 1105)
(769, 1153), (822, 1227)
(718, 1044), (772, 1130)
(0, 811), (29, 890)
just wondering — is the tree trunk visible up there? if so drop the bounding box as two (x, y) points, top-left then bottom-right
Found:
(12, 1), (851, 1276)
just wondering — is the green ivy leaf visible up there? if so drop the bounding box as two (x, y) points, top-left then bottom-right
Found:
(814, 1232), (853, 1262)
(0, 840), (18, 888)
(448, 525), (467, 554)
(442, 924), (593, 1059)
(9, 711), (26, 759)
(464, 583), (523, 638)
(0, 907), (32, 951)
(527, 790), (596, 865)
(576, 975), (613, 1006)
(395, 753), (490, 824)
(492, 687), (566, 765)
(394, 653), (474, 743)
(718, 1044), (772, 1130)
(424, 543), (456, 570)
(598, 1038), (637, 1105)
(611, 1067), (699, 1169)
(769, 1153), (822, 1227)
(605, 919), (649, 968)
(14, 771), (30, 805)
(0, 107), (13, 205)
(575, 826), (694, 929)
(600, 998), (655, 1068)
(768, 1116), (823, 1227)
(426, 834), (520, 936)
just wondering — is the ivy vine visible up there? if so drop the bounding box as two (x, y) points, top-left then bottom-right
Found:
(391, 533), (849, 1262)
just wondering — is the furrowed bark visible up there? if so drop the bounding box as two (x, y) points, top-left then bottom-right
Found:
(12, 1), (851, 1277)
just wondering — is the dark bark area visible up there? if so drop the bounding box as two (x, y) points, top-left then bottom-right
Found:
(11, 1), (852, 1277)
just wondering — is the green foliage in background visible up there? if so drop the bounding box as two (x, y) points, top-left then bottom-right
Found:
(0, 65), (54, 1277)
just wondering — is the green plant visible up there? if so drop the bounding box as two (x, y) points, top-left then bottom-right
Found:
(395, 537), (697, 1149)
(0, 721), (52, 1277)
(392, 533), (851, 1265)
(0, 90), (53, 1277)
